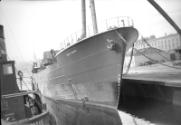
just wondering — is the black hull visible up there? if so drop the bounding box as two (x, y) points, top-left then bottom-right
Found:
(35, 27), (138, 125)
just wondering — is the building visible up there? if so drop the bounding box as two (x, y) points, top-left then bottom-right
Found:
(134, 34), (181, 51)
(125, 33), (181, 67)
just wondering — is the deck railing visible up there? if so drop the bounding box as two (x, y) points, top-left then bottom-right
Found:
(16, 76), (38, 91)
(60, 16), (134, 51)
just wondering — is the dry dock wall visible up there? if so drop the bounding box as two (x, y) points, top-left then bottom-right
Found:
(118, 78), (181, 124)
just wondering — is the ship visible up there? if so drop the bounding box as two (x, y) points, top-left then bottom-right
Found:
(33, 0), (181, 125)
(32, 0), (138, 125)
(0, 25), (56, 125)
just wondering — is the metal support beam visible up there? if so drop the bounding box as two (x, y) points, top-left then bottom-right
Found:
(0, 25), (7, 62)
(147, 0), (181, 36)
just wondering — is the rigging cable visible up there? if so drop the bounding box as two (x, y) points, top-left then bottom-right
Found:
(124, 32), (181, 74)
(141, 37), (170, 61)
(133, 47), (181, 70)
(125, 43), (134, 74)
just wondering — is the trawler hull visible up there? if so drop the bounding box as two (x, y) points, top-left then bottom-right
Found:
(42, 96), (122, 125)
(34, 27), (138, 125)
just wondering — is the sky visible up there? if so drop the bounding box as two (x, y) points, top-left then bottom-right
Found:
(0, 0), (181, 62)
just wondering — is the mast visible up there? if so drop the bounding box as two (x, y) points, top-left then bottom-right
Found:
(81, 0), (86, 38)
(0, 25), (7, 62)
(147, 0), (181, 36)
(89, 0), (98, 34)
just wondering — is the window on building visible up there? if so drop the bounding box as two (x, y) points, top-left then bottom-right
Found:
(172, 39), (175, 48)
(162, 40), (164, 50)
(168, 40), (171, 50)
(176, 38), (180, 47)
(166, 40), (168, 50)
(172, 38), (175, 43)
(163, 40), (166, 50)
(153, 41), (155, 48)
